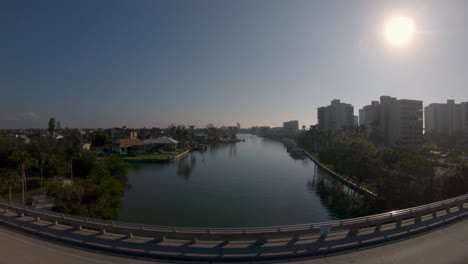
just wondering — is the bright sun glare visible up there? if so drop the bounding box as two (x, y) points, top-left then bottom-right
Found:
(384, 16), (415, 46)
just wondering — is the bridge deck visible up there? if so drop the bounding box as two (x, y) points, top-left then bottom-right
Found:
(0, 195), (466, 262)
(0, 218), (466, 264)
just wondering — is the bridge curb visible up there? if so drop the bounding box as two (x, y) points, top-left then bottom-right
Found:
(0, 194), (467, 262)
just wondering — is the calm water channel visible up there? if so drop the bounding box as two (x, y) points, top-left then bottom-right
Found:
(119, 134), (380, 228)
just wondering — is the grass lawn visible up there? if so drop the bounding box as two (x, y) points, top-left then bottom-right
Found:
(175, 148), (190, 154)
(128, 153), (177, 160)
(123, 148), (190, 161)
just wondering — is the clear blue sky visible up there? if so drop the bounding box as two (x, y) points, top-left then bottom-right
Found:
(1, 0), (467, 129)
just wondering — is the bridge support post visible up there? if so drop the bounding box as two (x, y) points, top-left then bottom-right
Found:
(396, 219), (402, 228)
(257, 233), (267, 245)
(127, 233), (133, 239)
(100, 229), (106, 235)
(415, 215), (422, 223)
(36, 216), (40, 222)
(153, 236), (166, 243)
(347, 226), (358, 237)
(75, 225), (82, 231)
(54, 221), (58, 226)
(293, 234), (300, 241)
(374, 223), (381, 233)
(319, 225), (331, 240)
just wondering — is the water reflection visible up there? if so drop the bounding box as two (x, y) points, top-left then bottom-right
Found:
(308, 166), (383, 219)
(176, 153), (197, 179)
(120, 134), (385, 227)
(177, 143), (238, 179)
(207, 143), (238, 160)
(228, 143), (237, 159)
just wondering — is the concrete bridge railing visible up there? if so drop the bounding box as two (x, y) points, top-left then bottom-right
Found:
(0, 194), (467, 261)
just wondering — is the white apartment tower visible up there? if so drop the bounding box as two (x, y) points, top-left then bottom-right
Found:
(358, 101), (380, 138)
(359, 96), (423, 148)
(425, 100), (468, 136)
(394, 99), (424, 147)
(463, 102), (468, 135)
(317, 99), (354, 132)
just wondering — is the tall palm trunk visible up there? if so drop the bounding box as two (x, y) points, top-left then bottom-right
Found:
(21, 164), (25, 206)
(70, 160), (74, 181)
(8, 186), (12, 204)
(40, 168), (43, 192)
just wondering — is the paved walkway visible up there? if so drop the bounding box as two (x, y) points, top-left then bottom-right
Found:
(0, 218), (466, 264)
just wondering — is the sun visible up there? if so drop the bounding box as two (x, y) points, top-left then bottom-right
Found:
(384, 16), (415, 46)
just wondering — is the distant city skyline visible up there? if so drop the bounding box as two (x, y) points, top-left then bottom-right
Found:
(1, 0), (468, 129)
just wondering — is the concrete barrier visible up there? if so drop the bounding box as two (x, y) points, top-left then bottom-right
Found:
(0, 194), (467, 262)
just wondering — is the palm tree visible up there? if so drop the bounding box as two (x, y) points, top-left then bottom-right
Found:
(206, 127), (218, 142)
(34, 152), (50, 192)
(65, 145), (81, 181)
(0, 171), (20, 203)
(188, 126), (195, 145)
(9, 149), (34, 206)
(49, 154), (67, 180)
(181, 127), (190, 144)
(150, 127), (161, 138)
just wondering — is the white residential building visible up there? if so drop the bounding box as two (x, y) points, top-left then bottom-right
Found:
(360, 96), (423, 148)
(317, 99), (354, 132)
(283, 120), (299, 131)
(359, 101), (380, 138)
(425, 100), (467, 136)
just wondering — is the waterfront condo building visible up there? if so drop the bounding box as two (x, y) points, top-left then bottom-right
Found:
(425, 100), (468, 136)
(359, 96), (423, 148)
(317, 99), (354, 132)
(359, 101), (380, 138)
(464, 102), (468, 136)
(283, 120), (299, 132)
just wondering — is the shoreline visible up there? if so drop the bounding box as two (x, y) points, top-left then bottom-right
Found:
(122, 148), (192, 163)
(263, 135), (380, 198)
(303, 151), (379, 198)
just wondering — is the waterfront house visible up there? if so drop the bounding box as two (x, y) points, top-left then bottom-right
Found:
(113, 138), (143, 155)
(142, 136), (179, 151)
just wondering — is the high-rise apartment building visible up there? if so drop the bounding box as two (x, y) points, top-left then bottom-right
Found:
(425, 100), (467, 136)
(358, 101), (380, 138)
(283, 120), (299, 131)
(378, 96), (399, 147)
(317, 99), (354, 132)
(395, 99), (424, 147)
(359, 96), (423, 148)
(463, 102), (468, 136)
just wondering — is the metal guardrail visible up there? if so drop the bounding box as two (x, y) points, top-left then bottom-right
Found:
(0, 194), (467, 261)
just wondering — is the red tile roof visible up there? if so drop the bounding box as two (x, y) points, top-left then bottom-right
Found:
(116, 138), (142, 148)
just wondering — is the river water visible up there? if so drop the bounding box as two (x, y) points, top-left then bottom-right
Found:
(119, 134), (380, 227)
